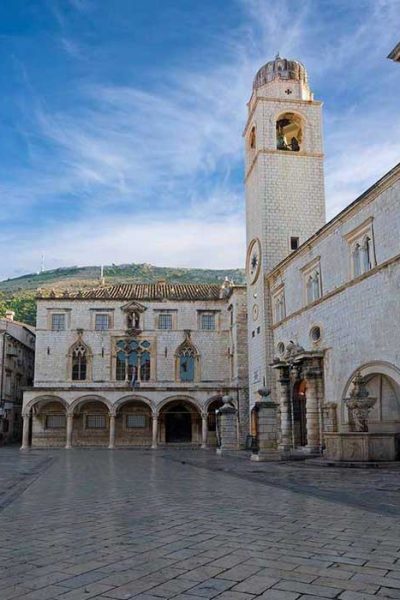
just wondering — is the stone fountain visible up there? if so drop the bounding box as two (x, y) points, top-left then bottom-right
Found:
(324, 372), (399, 462)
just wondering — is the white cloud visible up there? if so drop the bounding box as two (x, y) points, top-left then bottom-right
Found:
(2, 0), (400, 279)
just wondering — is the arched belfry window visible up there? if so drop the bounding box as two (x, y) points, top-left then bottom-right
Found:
(175, 331), (199, 383)
(115, 339), (151, 384)
(70, 340), (91, 381)
(276, 112), (302, 152)
(249, 126), (256, 150)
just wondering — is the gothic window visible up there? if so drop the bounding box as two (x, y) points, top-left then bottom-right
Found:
(346, 219), (375, 280)
(71, 343), (88, 381)
(115, 339), (151, 383)
(276, 112), (302, 152)
(175, 332), (199, 382)
(249, 126), (256, 149)
(179, 349), (195, 382)
(140, 351), (151, 381)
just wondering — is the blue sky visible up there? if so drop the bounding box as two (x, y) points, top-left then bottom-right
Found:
(0, 0), (399, 280)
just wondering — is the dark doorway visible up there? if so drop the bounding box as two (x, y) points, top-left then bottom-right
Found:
(293, 380), (307, 446)
(165, 404), (192, 443)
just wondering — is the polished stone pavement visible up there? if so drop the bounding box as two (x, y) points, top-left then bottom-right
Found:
(1, 447), (400, 600)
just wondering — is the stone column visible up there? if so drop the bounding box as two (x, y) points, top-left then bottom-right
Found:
(20, 413), (30, 450)
(277, 370), (291, 453)
(65, 414), (73, 449)
(201, 413), (208, 449)
(108, 414), (116, 449)
(216, 395), (238, 454)
(151, 414), (158, 449)
(251, 391), (280, 461)
(304, 368), (321, 454)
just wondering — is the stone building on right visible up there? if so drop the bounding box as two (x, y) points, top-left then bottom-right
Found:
(244, 52), (400, 460)
(269, 163), (400, 459)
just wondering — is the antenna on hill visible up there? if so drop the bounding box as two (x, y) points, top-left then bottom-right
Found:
(40, 253), (45, 274)
(99, 264), (105, 286)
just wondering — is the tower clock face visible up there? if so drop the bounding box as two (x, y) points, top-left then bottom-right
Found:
(247, 238), (262, 284)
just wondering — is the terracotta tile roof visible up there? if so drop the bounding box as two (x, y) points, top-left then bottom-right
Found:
(37, 282), (226, 301)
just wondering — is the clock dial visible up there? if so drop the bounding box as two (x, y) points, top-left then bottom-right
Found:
(252, 303), (259, 321)
(247, 238), (262, 284)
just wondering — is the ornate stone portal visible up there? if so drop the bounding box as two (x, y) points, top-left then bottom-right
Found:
(272, 345), (324, 457)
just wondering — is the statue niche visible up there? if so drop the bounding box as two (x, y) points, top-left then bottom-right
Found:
(276, 113), (302, 152)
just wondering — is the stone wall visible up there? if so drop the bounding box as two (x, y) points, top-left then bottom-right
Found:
(269, 166), (400, 431)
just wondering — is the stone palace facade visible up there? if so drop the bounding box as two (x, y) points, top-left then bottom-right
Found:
(22, 281), (248, 449)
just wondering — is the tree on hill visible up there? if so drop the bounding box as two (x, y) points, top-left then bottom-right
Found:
(0, 292), (37, 326)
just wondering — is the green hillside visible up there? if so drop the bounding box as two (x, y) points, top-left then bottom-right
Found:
(0, 263), (245, 327)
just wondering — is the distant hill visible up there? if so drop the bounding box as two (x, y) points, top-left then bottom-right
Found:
(0, 263), (245, 326)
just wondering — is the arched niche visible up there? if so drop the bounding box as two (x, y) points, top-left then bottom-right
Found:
(276, 112), (303, 152)
(341, 363), (400, 432)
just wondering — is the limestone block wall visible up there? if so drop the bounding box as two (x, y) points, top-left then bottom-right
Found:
(34, 298), (235, 387)
(269, 166), (400, 431)
(272, 174), (400, 319)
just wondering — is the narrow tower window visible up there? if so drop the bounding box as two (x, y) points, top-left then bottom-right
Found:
(249, 126), (256, 149)
(290, 236), (299, 250)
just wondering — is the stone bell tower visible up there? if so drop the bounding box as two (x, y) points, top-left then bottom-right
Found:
(244, 55), (326, 408)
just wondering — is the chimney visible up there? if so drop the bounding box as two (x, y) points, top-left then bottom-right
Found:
(5, 310), (15, 321)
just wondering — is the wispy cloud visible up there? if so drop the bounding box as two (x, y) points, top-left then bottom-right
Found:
(1, 0), (399, 278)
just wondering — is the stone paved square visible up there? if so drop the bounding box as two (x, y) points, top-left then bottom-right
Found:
(1, 448), (400, 600)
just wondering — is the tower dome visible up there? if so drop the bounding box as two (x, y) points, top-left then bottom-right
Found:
(253, 54), (308, 89)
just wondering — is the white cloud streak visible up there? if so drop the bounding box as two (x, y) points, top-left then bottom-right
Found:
(2, 0), (400, 278)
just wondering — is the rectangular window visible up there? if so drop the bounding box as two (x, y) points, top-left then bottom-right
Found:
(290, 236), (299, 251)
(200, 313), (215, 331)
(51, 313), (65, 331)
(126, 414), (146, 428)
(95, 313), (110, 331)
(158, 313), (172, 330)
(86, 415), (106, 429)
(46, 415), (66, 429)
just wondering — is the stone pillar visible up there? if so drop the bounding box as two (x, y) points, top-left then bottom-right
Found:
(108, 414), (116, 449)
(216, 395), (237, 454)
(65, 414), (73, 449)
(304, 368), (321, 454)
(277, 370), (292, 453)
(151, 414), (158, 449)
(201, 412), (208, 449)
(20, 413), (30, 450)
(251, 395), (280, 461)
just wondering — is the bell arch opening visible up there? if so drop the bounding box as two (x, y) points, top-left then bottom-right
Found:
(276, 112), (303, 152)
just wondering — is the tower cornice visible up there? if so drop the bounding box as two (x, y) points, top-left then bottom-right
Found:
(243, 96), (323, 136)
